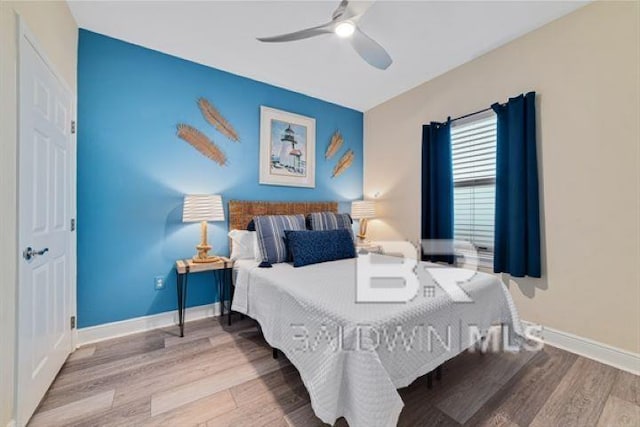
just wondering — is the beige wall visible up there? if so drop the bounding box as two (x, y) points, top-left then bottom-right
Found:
(0, 1), (77, 424)
(364, 1), (639, 353)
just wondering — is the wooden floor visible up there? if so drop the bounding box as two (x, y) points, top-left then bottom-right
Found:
(31, 317), (639, 426)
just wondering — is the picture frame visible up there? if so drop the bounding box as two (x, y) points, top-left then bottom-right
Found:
(259, 106), (316, 188)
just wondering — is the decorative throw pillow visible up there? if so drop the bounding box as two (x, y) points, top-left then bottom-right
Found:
(253, 214), (306, 266)
(228, 230), (260, 261)
(307, 212), (355, 241)
(285, 229), (356, 267)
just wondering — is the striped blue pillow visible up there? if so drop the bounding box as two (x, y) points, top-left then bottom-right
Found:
(254, 214), (306, 265)
(308, 212), (354, 241)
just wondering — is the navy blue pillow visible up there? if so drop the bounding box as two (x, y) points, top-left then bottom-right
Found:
(284, 229), (356, 267)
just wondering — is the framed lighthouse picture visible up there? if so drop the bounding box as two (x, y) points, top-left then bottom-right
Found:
(259, 106), (316, 188)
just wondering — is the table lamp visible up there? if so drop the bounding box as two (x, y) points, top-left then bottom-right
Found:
(351, 200), (376, 242)
(183, 194), (225, 263)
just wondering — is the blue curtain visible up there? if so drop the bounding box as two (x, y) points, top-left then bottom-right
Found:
(421, 120), (454, 263)
(491, 92), (541, 277)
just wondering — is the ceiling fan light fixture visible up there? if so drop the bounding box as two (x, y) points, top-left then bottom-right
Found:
(256, 1), (392, 70)
(335, 21), (355, 38)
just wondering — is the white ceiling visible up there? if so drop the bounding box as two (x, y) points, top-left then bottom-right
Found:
(68, 1), (587, 111)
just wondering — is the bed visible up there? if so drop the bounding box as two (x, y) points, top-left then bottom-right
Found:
(228, 200), (524, 427)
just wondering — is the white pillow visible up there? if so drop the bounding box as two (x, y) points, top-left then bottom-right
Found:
(228, 229), (260, 261)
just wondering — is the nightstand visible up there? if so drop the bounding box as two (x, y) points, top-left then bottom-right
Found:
(356, 242), (384, 255)
(175, 257), (233, 337)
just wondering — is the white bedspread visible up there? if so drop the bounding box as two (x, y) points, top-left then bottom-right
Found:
(232, 257), (523, 427)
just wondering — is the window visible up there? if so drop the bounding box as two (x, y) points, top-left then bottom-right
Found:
(451, 112), (497, 267)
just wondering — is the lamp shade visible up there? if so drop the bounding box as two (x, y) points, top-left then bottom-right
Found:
(182, 195), (225, 223)
(351, 200), (376, 219)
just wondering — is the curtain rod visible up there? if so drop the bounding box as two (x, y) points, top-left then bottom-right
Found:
(426, 102), (507, 126)
(449, 106), (494, 123)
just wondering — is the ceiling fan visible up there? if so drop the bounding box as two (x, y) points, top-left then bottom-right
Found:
(256, 0), (392, 70)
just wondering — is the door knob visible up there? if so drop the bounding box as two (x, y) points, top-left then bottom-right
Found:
(23, 247), (49, 261)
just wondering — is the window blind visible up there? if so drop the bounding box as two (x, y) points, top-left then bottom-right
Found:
(451, 114), (497, 267)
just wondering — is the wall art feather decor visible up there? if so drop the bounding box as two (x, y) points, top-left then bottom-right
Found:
(176, 123), (227, 166)
(197, 98), (240, 142)
(332, 149), (354, 178)
(325, 130), (343, 160)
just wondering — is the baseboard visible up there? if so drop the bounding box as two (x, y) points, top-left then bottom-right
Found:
(77, 302), (224, 346)
(523, 321), (639, 375)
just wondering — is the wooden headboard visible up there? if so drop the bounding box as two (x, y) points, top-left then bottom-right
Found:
(228, 200), (338, 230)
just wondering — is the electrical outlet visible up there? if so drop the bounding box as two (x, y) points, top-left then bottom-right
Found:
(154, 276), (165, 290)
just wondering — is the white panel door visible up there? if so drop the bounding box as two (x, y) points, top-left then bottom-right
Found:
(17, 22), (74, 426)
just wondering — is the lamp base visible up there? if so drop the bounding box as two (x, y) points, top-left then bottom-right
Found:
(357, 218), (369, 242)
(192, 243), (220, 263)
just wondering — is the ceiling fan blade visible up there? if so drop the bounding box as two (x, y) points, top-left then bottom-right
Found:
(350, 27), (392, 70)
(257, 22), (333, 43)
(332, 0), (349, 20)
(339, 0), (376, 21)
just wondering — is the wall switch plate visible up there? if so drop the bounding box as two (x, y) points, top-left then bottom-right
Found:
(154, 276), (165, 290)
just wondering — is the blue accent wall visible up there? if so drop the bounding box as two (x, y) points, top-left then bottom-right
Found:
(77, 30), (363, 328)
